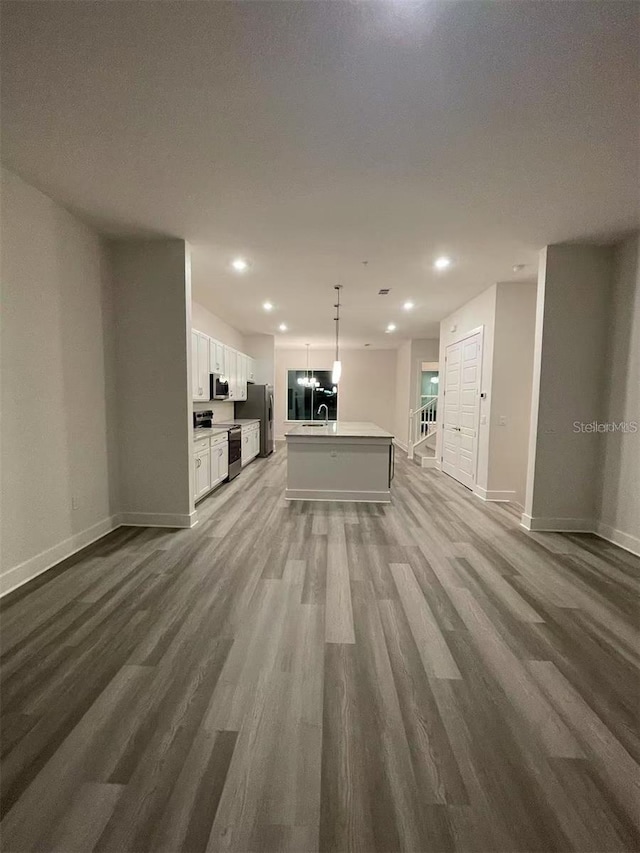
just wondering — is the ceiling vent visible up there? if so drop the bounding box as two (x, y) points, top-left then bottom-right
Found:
(378, 288), (390, 295)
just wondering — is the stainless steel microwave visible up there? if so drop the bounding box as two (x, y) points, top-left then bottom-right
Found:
(210, 374), (229, 399)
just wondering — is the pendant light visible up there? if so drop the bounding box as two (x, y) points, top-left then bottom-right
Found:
(297, 344), (319, 388)
(332, 285), (343, 384)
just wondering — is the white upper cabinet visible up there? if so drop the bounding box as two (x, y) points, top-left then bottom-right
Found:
(226, 347), (237, 399)
(192, 328), (257, 401)
(209, 339), (225, 376)
(191, 330), (199, 400)
(237, 353), (247, 401)
(192, 330), (210, 401)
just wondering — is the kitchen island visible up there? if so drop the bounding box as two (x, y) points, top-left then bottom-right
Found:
(285, 421), (395, 502)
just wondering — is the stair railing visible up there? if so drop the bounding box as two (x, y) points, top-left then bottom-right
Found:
(408, 396), (438, 460)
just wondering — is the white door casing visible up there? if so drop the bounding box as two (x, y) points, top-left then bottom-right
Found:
(442, 328), (483, 490)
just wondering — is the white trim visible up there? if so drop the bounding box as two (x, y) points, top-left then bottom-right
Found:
(595, 522), (640, 557)
(394, 438), (408, 453)
(0, 515), (121, 598)
(421, 456), (439, 469)
(519, 515), (640, 557)
(519, 514), (594, 532)
(474, 486), (516, 502)
(120, 511), (197, 529)
(0, 508), (199, 599)
(285, 488), (391, 503)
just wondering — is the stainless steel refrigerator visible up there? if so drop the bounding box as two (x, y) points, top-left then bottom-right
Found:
(235, 384), (275, 457)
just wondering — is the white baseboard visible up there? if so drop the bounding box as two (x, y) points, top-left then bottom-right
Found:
(474, 486), (516, 502)
(285, 488), (391, 503)
(421, 456), (439, 469)
(0, 515), (120, 598)
(519, 514), (594, 532)
(519, 515), (640, 557)
(394, 439), (408, 453)
(120, 511), (197, 529)
(595, 522), (640, 557)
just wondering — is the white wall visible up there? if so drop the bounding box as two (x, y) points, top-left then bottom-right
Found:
(274, 347), (397, 439)
(110, 239), (193, 525)
(192, 300), (244, 350)
(524, 244), (613, 528)
(598, 234), (640, 552)
(1, 168), (116, 594)
(437, 282), (536, 503)
(409, 338), (440, 412)
(437, 285), (497, 491)
(191, 300), (244, 421)
(487, 282), (537, 504)
(243, 334), (276, 387)
(394, 338), (440, 450)
(394, 341), (412, 449)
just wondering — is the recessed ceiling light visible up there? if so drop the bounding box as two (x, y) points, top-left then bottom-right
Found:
(513, 264), (525, 272)
(403, 301), (414, 310)
(278, 323), (288, 332)
(434, 256), (451, 271)
(231, 257), (249, 273)
(263, 301), (273, 311)
(386, 323), (396, 332)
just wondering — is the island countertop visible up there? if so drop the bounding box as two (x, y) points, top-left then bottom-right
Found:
(285, 421), (393, 439)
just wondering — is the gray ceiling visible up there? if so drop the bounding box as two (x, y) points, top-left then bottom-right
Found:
(2, 1), (638, 346)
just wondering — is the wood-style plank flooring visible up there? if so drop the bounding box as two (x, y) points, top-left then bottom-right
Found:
(1, 448), (639, 852)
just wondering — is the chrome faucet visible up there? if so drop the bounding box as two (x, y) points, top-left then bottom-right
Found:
(317, 403), (329, 425)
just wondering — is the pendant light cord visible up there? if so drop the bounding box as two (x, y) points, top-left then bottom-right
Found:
(334, 285), (342, 362)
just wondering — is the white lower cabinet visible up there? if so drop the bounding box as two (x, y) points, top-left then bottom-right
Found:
(241, 423), (261, 467)
(251, 425), (260, 458)
(194, 434), (229, 503)
(194, 440), (212, 500)
(210, 438), (229, 488)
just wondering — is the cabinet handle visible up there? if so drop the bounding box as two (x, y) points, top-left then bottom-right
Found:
(196, 457), (201, 468)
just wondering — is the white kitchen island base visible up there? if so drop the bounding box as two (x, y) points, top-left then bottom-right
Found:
(285, 421), (395, 502)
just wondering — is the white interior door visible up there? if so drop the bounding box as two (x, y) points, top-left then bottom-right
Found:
(442, 330), (482, 489)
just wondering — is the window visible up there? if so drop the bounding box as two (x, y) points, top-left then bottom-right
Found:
(287, 369), (338, 422)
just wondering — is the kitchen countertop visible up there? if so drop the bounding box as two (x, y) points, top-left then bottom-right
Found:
(193, 427), (230, 440)
(285, 421), (393, 439)
(193, 419), (260, 440)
